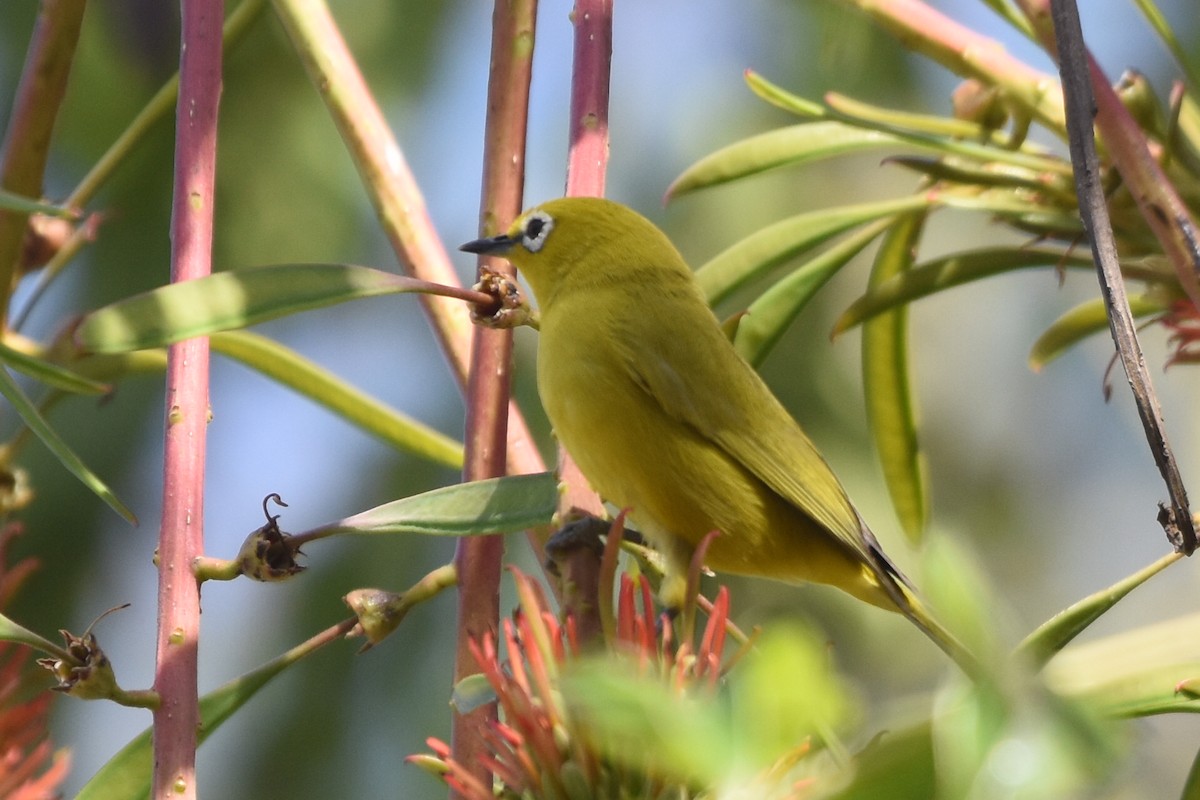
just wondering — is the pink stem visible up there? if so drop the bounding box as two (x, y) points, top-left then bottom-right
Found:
(547, 0), (613, 633)
(557, 0), (611, 519)
(565, 0), (613, 199)
(152, 0), (222, 796)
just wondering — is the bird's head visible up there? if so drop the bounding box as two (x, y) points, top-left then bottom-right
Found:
(459, 197), (688, 307)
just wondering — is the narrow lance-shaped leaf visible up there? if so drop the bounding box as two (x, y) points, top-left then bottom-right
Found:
(210, 331), (463, 468)
(667, 122), (922, 199)
(75, 620), (355, 800)
(0, 338), (109, 395)
(1044, 610), (1200, 718)
(825, 91), (1006, 142)
(744, 69), (825, 118)
(297, 473), (558, 540)
(697, 195), (931, 307)
(834, 247), (1095, 335)
(74, 263), (471, 354)
(885, 155), (1075, 200)
(0, 610), (70, 654)
(1017, 552), (1182, 669)
(936, 190), (1083, 232)
(1029, 294), (1168, 371)
(744, 71), (1071, 175)
(69, 334), (462, 469)
(0, 366), (134, 523)
(733, 220), (890, 366)
(862, 212), (927, 542)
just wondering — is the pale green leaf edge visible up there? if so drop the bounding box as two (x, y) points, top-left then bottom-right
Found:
(304, 472), (558, 539)
(75, 263), (427, 354)
(210, 331), (463, 469)
(733, 219), (890, 366)
(0, 367), (134, 523)
(863, 212), (928, 542)
(75, 631), (321, 800)
(1029, 294), (1169, 370)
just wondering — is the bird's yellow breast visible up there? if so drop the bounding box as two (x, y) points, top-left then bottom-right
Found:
(535, 284), (873, 595)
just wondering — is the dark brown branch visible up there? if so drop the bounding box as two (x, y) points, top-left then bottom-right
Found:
(1049, 0), (1195, 553)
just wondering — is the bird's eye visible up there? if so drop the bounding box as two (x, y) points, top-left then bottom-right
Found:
(520, 211), (554, 253)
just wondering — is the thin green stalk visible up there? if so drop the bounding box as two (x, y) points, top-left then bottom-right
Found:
(65, 0), (268, 211)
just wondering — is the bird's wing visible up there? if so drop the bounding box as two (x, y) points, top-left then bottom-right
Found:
(622, 325), (873, 562)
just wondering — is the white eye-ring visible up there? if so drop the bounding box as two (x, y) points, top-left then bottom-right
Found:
(520, 211), (554, 253)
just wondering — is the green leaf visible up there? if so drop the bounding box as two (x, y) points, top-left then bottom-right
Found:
(697, 195), (931, 306)
(733, 220), (889, 366)
(560, 659), (734, 786)
(210, 331), (462, 468)
(301, 473), (558, 538)
(1044, 611), (1200, 718)
(0, 367), (134, 523)
(76, 622), (340, 800)
(1029, 294), (1168, 371)
(937, 190), (1083, 233)
(667, 122), (918, 199)
(729, 624), (847, 761)
(829, 723), (936, 800)
(0, 610), (67, 654)
(75, 263), (446, 354)
(886, 155), (1073, 199)
(862, 213), (927, 542)
(744, 70), (825, 118)
(744, 72), (1070, 175)
(0, 188), (78, 218)
(0, 339), (109, 395)
(1017, 552), (1183, 669)
(835, 247), (1093, 335)
(826, 92), (1003, 141)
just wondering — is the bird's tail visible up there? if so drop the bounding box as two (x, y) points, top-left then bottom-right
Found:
(860, 523), (983, 679)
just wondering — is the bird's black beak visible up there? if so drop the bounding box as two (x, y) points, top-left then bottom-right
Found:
(460, 234), (516, 255)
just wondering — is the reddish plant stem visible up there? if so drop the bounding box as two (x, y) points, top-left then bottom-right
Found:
(847, 0), (1063, 130)
(153, 0), (222, 797)
(451, 1), (537, 794)
(0, 0), (87, 313)
(558, 0), (611, 517)
(564, 0), (612, 199)
(548, 0), (613, 636)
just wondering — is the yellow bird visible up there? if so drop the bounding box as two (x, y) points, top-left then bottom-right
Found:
(462, 197), (970, 669)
